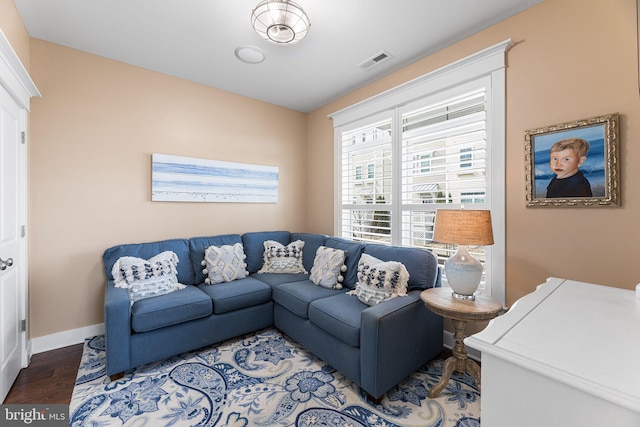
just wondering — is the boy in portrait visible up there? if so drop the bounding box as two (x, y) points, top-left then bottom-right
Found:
(546, 138), (592, 198)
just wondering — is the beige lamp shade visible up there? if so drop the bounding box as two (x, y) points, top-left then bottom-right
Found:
(433, 209), (494, 246)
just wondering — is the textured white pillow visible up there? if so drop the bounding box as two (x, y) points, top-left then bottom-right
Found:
(111, 251), (179, 289)
(257, 240), (307, 274)
(348, 253), (409, 306)
(128, 276), (186, 305)
(201, 243), (248, 285)
(310, 246), (346, 289)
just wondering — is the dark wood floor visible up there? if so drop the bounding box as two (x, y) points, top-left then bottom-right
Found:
(3, 343), (84, 404)
(2, 343), (454, 405)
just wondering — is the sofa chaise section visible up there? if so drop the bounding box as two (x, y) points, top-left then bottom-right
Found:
(272, 238), (443, 399)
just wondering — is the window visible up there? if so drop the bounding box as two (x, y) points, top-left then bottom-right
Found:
(399, 88), (489, 285)
(461, 192), (486, 204)
(340, 117), (393, 243)
(414, 153), (432, 174)
(355, 165), (362, 180)
(330, 40), (510, 304)
(460, 147), (473, 168)
(367, 163), (375, 179)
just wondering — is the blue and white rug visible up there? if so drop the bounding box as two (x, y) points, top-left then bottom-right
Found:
(70, 328), (480, 427)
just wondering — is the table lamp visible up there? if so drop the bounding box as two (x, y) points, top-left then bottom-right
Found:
(433, 209), (494, 300)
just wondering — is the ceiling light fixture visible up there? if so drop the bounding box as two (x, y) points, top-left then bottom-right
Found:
(251, 0), (310, 45)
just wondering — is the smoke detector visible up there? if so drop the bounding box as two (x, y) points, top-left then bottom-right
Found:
(358, 51), (393, 71)
(235, 45), (266, 64)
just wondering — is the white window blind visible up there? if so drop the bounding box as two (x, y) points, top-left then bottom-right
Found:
(339, 87), (489, 248)
(330, 40), (510, 304)
(337, 84), (492, 289)
(399, 88), (490, 288)
(340, 116), (393, 243)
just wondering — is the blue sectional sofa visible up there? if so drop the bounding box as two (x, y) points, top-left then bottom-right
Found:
(103, 231), (443, 399)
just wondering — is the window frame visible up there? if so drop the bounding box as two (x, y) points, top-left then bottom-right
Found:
(330, 40), (511, 305)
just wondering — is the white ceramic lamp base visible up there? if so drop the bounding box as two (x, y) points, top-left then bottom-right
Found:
(444, 245), (483, 300)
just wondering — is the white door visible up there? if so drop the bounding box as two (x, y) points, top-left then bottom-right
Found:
(0, 83), (25, 403)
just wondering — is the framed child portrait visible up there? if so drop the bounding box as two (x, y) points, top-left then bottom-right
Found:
(524, 113), (620, 207)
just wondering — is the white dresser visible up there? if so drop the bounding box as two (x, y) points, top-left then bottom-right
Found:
(466, 277), (640, 427)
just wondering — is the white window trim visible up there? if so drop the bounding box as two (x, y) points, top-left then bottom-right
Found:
(330, 39), (512, 305)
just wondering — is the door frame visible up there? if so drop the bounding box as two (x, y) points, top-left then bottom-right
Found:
(0, 29), (41, 366)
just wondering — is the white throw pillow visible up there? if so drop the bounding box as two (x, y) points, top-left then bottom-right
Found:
(111, 251), (185, 304)
(128, 276), (186, 305)
(201, 243), (249, 284)
(309, 246), (346, 290)
(257, 240), (307, 274)
(348, 253), (409, 306)
(111, 250), (179, 289)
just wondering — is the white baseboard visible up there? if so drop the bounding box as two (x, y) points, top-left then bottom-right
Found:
(31, 323), (104, 354)
(444, 330), (481, 362)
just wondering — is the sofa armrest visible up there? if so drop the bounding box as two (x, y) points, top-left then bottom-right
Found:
(104, 280), (132, 375)
(360, 290), (443, 398)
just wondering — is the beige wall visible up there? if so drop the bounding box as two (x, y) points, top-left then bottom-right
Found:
(27, 40), (307, 337)
(2, 0), (639, 339)
(308, 0), (640, 306)
(0, 0), (29, 70)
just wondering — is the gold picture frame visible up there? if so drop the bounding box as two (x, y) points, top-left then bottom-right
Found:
(524, 113), (620, 207)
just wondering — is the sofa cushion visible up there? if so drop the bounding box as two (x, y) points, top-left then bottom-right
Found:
(197, 277), (271, 314)
(104, 238), (194, 285)
(272, 280), (344, 319)
(324, 237), (365, 289)
(363, 243), (440, 290)
(309, 293), (364, 348)
(309, 246), (346, 290)
(131, 286), (212, 333)
(189, 234), (243, 284)
(258, 240), (307, 274)
(242, 231), (291, 273)
(291, 232), (328, 272)
(202, 243), (248, 284)
(250, 272), (310, 288)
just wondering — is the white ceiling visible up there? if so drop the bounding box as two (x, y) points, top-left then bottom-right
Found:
(13, 0), (543, 112)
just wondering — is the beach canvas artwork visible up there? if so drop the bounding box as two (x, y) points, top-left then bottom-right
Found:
(151, 153), (278, 203)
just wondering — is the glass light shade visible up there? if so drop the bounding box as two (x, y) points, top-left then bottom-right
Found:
(434, 209), (494, 300)
(251, 0), (310, 45)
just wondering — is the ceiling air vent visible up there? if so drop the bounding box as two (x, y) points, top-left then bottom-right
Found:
(358, 50), (393, 71)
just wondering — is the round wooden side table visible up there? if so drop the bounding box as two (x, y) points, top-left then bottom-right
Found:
(421, 287), (503, 398)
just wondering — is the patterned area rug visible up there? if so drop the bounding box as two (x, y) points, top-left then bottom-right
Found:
(70, 328), (480, 427)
